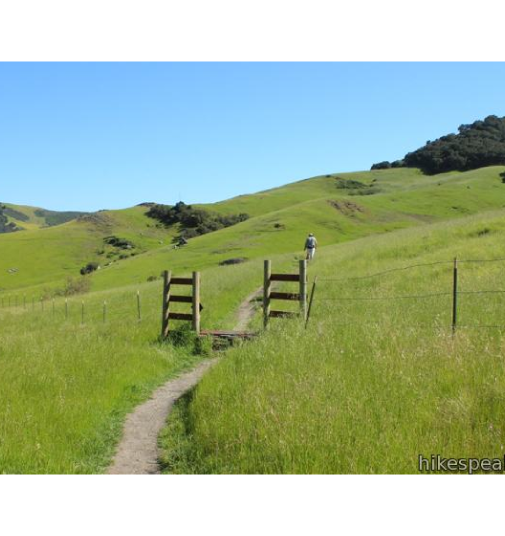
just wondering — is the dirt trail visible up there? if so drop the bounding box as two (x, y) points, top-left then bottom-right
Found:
(107, 287), (261, 475)
(107, 360), (216, 475)
(234, 287), (263, 332)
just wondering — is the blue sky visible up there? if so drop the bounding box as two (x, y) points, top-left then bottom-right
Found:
(1, 62), (505, 211)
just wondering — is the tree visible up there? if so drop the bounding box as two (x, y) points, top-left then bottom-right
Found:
(403, 115), (505, 174)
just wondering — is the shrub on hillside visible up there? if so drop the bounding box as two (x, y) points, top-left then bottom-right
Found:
(103, 236), (135, 249)
(146, 201), (249, 243)
(80, 262), (100, 275)
(49, 277), (92, 298)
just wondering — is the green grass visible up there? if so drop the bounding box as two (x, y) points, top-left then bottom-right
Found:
(87, 165), (505, 291)
(3, 165), (505, 474)
(0, 258), (269, 474)
(159, 209), (505, 474)
(0, 206), (174, 293)
(4, 166), (505, 296)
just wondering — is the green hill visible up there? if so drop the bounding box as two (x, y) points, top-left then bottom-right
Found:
(0, 205), (176, 292)
(90, 165), (505, 290)
(2, 165), (505, 295)
(1, 203), (88, 231)
(2, 164), (505, 473)
(160, 208), (505, 474)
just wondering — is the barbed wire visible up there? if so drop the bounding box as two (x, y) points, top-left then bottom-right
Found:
(317, 292), (452, 302)
(318, 261), (452, 283)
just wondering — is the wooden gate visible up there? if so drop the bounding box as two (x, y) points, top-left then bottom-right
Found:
(161, 271), (202, 338)
(263, 260), (308, 328)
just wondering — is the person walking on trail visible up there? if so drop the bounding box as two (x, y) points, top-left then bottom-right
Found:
(305, 233), (318, 261)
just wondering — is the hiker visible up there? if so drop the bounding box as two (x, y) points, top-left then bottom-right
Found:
(305, 233), (318, 261)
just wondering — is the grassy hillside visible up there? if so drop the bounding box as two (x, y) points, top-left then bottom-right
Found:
(0, 206), (175, 292)
(160, 209), (505, 474)
(2, 165), (505, 474)
(2, 203), (87, 230)
(88, 165), (505, 291)
(3, 165), (505, 296)
(0, 258), (264, 474)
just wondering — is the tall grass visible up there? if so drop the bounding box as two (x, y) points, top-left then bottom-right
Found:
(160, 211), (505, 474)
(0, 259), (267, 474)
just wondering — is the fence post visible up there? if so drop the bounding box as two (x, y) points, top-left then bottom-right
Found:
(299, 260), (308, 321)
(161, 270), (172, 339)
(305, 277), (318, 329)
(452, 257), (458, 335)
(263, 260), (272, 329)
(137, 290), (141, 321)
(192, 272), (201, 335)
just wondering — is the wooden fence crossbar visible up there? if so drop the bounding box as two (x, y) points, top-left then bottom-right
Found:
(264, 260), (308, 328)
(161, 271), (201, 338)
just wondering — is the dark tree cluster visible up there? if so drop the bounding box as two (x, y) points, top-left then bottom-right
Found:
(147, 202), (249, 242)
(372, 115), (505, 175)
(370, 160), (406, 171)
(0, 204), (20, 233)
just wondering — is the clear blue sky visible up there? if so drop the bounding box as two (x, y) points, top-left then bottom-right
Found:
(1, 62), (505, 211)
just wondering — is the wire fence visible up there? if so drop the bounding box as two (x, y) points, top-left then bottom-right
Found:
(0, 288), (164, 329)
(311, 256), (505, 332)
(2, 256), (505, 333)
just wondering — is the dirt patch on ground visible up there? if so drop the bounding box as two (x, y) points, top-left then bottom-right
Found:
(77, 212), (114, 231)
(328, 200), (366, 216)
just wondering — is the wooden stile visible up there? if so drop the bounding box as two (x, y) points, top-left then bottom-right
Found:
(270, 273), (300, 282)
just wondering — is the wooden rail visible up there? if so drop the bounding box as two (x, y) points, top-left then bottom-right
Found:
(161, 270), (201, 338)
(263, 260), (308, 328)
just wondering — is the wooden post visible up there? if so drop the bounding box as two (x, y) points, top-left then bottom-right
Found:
(263, 260), (272, 329)
(161, 270), (172, 338)
(305, 277), (318, 329)
(452, 257), (458, 335)
(192, 271), (201, 335)
(137, 290), (141, 321)
(299, 260), (308, 321)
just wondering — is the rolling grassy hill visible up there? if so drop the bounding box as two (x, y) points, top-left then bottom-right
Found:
(160, 208), (505, 474)
(0, 205), (176, 292)
(88, 165), (505, 290)
(2, 203), (87, 230)
(2, 165), (505, 474)
(3, 165), (505, 296)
